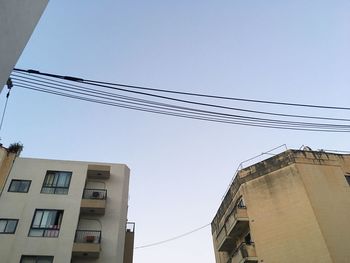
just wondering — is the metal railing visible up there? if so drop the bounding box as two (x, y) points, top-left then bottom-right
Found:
(82, 188), (107, 200)
(74, 230), (101, 244)
(213, 145), (288, 233)
(41, 186), (69, 194)
(222, 144), (288, 200)
(126, 222), (135, 233)
(29, 226), (60, 237)
(226, 242), (255, 263)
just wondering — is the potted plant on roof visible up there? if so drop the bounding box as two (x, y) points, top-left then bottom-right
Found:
(8, 142), (23, 156)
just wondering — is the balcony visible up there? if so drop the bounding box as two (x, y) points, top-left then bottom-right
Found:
(227, 242), (258, 263)
(80, 188), (107, 215)
(216, 206), (249, 252)
(72, 230), (101, 258)
(87, 164), (110, 179)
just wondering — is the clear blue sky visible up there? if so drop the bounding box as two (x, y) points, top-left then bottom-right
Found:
(2, 1), (350, 262)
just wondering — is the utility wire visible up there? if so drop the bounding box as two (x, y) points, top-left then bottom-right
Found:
(13, 83), (350, 132)
(11, 72), (350, 123)
(11, 73), (350, 129)
(12, 77), (350, 129)
(135, 223), (211, 249)
(10, 84), (346, 131)
(0, 79), (13, 133)
(13, 68), (350, 111)
(10, 70), (350, 132)
(11, 76), (350, 129)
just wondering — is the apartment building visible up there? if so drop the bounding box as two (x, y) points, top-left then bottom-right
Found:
(212, 149), (350, 263)
(0, 145), (134, 263)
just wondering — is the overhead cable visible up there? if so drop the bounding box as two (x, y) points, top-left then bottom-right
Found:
(11, 73), (350, 123)
(135, 223), (211, 249)
(12, 82), (350, 132)
(10, 69), (350, 132)
(13, 68), (350, 111)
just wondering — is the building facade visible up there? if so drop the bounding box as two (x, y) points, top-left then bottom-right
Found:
(0, 146), (134, 263)
(212, 149), (350, 263)
(0, 0), (48, 92)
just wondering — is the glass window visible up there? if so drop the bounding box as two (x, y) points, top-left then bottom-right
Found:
(20, 256), (53, 263)
(41, 171), (72, 195)
(29, 209), (63, 237)
(0, 219), (18, 234)
(8, 180), (31, 193)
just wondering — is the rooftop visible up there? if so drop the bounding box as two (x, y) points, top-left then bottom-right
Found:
(211, 148), (350, 233)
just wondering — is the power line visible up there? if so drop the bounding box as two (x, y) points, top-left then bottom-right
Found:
(12, 76), (350, 129)
(0, 79), (13, 134)
(10, 70), (350, 132)
(13, 68), (350, 111)
(14, 72), (350, 123)
(10, 81), (347, 131)
(11, 73), (350, 129)
(13, 83), (350, 132)
(11, 72), (350, 123)
(135, 223), (211, 249)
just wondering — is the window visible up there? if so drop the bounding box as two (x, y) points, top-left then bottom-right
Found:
(41, 171), (72, 194)
(237, 197), (246, 208)
(244, 233), (252, 245)
(8, 180), (31, 193)
(0, 219), (18, 234)
(20, 256), (53, 263)
(345, 175), (350, 186)
(29, 209), (63, 237)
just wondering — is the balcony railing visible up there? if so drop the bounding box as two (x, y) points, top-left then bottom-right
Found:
(74, 230), (101, 244)
(82, 188), (107, 200)
(80, 189), (107, 215)
(72, 230), (102, 258)
(227, 242), (258, 263)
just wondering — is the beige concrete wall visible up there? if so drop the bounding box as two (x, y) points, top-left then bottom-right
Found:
(0, 158), (130, 263)
(296, 154), (350, 263)
(0, 148), (16, 194)
(212, 150), (350, 263)
(242, 164), (333, 263)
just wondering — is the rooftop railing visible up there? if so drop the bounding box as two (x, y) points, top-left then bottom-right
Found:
(126, 222), (135, 233)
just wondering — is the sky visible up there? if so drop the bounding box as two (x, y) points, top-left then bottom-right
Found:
(2, 1), (350, 262)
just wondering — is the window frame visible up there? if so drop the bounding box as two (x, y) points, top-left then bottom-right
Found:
(41, 170), (72, 195)
(345, 175), (350, 186)
(0, 218), (18, 234)
(8, 179), (31, 193)
(28, 209), (64, 238)
(20, 255), (54, 263)
(235, 196), (246, 209)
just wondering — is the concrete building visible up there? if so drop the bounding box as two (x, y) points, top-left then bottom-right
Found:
(211, 149), (350, 263)
(0, 0), (48, 92)
(0, 145), (134, 263)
